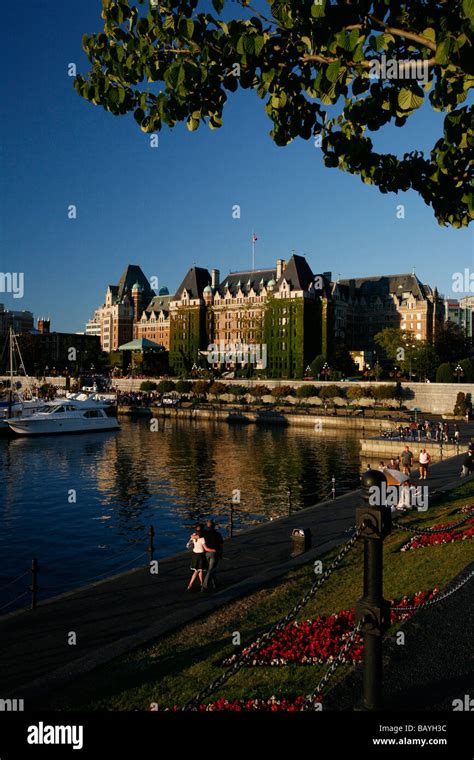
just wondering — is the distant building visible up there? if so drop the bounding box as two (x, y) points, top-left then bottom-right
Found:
(89, 262), (445, 378)
(333, 274), (444, 350)
(86, 265), (155, 352)
(458, 296), (474, 338)
(0, 304), (34, 338)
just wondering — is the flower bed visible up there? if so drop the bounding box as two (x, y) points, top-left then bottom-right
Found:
(221, 591), (438, 668)
(160, 695), (320, 712)
(400, 514), (474, 552)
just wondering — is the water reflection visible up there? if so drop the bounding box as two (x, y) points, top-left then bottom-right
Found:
(0, 418), (362, 607)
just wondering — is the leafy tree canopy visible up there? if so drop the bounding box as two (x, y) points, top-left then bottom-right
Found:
(76, 0), (474, 227)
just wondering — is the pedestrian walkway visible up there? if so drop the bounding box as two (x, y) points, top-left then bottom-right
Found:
(0, 451), (471, 703)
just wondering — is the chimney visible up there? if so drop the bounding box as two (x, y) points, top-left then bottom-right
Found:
(37, 317), (50, 334)
(276, 259), (286, 280)
(211, 269), (220, 289)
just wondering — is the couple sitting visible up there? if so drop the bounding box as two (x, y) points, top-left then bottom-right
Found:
(186, 520), (223, 592)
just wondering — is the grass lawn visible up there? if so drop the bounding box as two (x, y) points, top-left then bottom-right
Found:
(50, 480), (474, 711)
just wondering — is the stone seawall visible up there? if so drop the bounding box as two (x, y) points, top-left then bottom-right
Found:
(2, 376), (473, 415)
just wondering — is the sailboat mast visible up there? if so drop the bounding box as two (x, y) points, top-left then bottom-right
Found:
(8, 327), (13, 417)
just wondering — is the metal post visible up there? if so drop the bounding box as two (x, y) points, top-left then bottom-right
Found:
(30, 558), (39, 610)
(356, 471), (391, 711)
(331, 475), (336, 501)
(288, 486), (292, 517)
(230, 502), (234, 537)
(148, 525), (155, 562)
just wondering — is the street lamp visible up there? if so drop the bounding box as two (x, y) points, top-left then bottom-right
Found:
(305, 365), (312, 379)
(322, 362), (330, 381)
(455, 364), (464, 383)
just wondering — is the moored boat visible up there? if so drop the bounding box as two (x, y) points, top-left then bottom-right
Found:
(7, 398), (120, 436)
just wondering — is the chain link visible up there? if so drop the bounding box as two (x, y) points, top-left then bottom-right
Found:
(393, 510), (474, 536)
(181, 528), (361, 710)
(392, 569), (474, 613)
(302, 621), (363, 709)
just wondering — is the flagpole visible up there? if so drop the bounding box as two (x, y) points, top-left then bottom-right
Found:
(252, 231), (255, 271)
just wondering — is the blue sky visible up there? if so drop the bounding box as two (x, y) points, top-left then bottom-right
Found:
(1, 0), (473, 333)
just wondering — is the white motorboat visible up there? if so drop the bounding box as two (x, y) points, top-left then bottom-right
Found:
(7, 398), (120, 436)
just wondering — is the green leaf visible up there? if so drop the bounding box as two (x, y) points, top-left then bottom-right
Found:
(462, 0), (474, 24)
(435, 37), (452, 65)
(254, 35), (265, 56)
(398, 86), (424, 111)
(212, 0), (224, 13)
(326, 60), (341, 83)
(186, 20), (194, 39)
(422, 28), (436, 43)
(311, 0), (326, 18)
(187, 116), (199, 131)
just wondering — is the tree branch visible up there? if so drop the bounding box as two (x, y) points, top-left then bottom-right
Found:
(369, 15), (437, 52)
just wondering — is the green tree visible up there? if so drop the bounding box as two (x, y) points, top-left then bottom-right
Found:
(435, 320), (472, 363)
(192, 379), (209, 396)
(329, 343), (357, 376)
(209, 381), (228, 396)
(272, 384), (294, 399)
(319, 384), (342, 400)
(309, 354), (326, 377)
(77, 0), (474, 227)
(346, 384), (364, 402)
(436, 361), (454, 382)
(296, 384), (318, 398)
(175, 379), (192, 394)
(140, 380), (157, 391)
(157, 379), (176, 393)
(453, 391), (468, 415)
(460, 357), (474, 381)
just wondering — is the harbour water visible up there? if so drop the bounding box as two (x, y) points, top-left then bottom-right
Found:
(0, 418), (362, 610)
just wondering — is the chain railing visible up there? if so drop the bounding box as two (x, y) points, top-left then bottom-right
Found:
(181, 527), (362, 710)
(392, 569), (474, 613)
(302, 621), (363, 709)
(393, 510), (474, 536)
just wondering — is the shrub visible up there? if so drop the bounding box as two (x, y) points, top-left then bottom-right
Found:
(346, 385), (364, 401)
(209, 381), (228, 396)
(228, 384), (248, 398)
(249, 385), (270, 398)
(309, 355), (326, 377)
(453, 392), (468, 416)
(140, 381), (157, 392)
(436, 362), (454, 383)
(192, 380), (209, 396)
(373, 384), (396, 401)
(296, 385), (318, 398)
(175, 380), (192, 394)
(38, 383), (56, 400)
(157, 379), (175, 394)
(272, 385), (294, 399)
(319, 384), (343, 400)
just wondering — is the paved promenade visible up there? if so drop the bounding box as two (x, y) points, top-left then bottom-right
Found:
(0, 449), (472, 705)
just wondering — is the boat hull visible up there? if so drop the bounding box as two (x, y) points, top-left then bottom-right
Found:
(7, 418), (120, 436)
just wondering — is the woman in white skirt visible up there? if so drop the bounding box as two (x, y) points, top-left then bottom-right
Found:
(186, 524), (216, 591)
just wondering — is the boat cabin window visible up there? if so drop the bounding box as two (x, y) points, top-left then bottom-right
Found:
(83, 409), (102, 418)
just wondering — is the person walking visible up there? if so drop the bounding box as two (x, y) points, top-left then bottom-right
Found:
(401, 445), (413, 475)
(460, 452), (473, 477)
(454, 425), (460, 445)
(202, 519), (224, 592)
(418, 448), (431, 479)
(186, 524), (216, 591)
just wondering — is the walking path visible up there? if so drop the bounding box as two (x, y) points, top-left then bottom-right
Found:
(0, 448), (472, 704)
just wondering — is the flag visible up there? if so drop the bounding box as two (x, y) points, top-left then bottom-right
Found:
(252, 233), (258, 243)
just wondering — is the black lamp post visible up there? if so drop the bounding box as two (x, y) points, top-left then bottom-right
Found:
(455, 364), (464, 383)
(322, 362), (330, 381)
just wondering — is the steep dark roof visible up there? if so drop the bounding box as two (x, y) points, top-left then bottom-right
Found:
(219, 268), (276, 296)
(174, 267), (211, 300)
(276, 254), (314, 291)
(117, 265), (155, 303)
(337, 274), (427, 301)
(145, 294), (172, 314)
